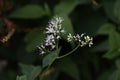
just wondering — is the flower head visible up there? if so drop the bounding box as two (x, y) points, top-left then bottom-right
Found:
(67, 33), (93, 47)
(38, 16), (93, 55)
(38, 16), (65, 55)
(67, 33), (73, 42)
(45, 34), (55, 49)
(37, 45), (46, 55)
(46, 16), (64, 39)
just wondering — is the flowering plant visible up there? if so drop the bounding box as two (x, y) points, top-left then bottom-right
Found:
(1, 0), (120, 80)
(16, 16), (93, 80)
(38, 16), (93, 56)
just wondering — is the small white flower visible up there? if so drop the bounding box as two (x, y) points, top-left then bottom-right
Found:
(45, 35), (55, 47)
(88, 38), (93, 47)
(37, 46), (41, 50)
(37, 16), (93, 55)
(81, 33), (85, 37)
(56, 35), (60, 39)
(41, 44), (45, 49)
(38, 16), (65, 55)
(67, 33), (93, 47)
(67, 33), (73, 42)
(61, 29), (65, 33)
(46, 16), (64, 39)
(81, 41), (86, 47)
(37, 46), (46, 55)
(46, 26), (54, 34)
(41, 51), (45, 55)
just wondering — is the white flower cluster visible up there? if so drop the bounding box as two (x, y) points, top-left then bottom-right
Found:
(38, 16), (65, 55)
(67, 33), (93, 47)
(38, 16), (93, 55)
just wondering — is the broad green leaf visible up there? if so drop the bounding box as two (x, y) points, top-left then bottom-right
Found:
(103, 48), (120, 59)
(54, 0), (78, 15)
(30, 66), (41, 80)
(103, 0), (118, 23)
(19, 63), (34, 75)
(59, 14), (74, 39)
(114, 0), (120, 22)
(16, 75), (27, 80)
(109, 70), (120, 80)
(62, 15), (74, 34)
(9, 5), (45, 19)
(98, 23), (115, 35)
(109, 30), (120, 49)
(24, 28), (45, 52)
(59, 14), (75, 46)
(19, 63), (42, 80)
(43, 48), (60, 68)
(44, 3), (51, 16)
(108, 59), (120, 80)
(55, 0), (91, 15)
(56, 58), (80, 80)
(116, 59), (120, 69)
(104, 29), (120, 59)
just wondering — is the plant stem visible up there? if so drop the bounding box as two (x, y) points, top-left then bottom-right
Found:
(40, 42), (80, 80)
(56, 43), (80, 59)
(40, 40), (59, 80)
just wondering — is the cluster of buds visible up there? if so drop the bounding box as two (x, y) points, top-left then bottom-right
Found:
(38, 16), (65, 55)
(67, 33), (93, 47)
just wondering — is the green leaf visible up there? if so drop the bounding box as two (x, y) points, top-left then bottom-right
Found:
(103, 0), (118, 23)
(98, 23), (115, 35)
(56, 58), (80, 80)
(44, 3), (51, 16)
(109, 70), (120, 80)
(109, 30), (120, 49)
(9, 5), (45, 19)
(103, 48), (120, 59)
(103, 30), (120, 59)
(16, 75), (27, 80)
(54, 0), (78, 15)
(62, 15), (74, 34)
(19, 63), (34, 75)
(55, 0), (91, 15)
(116, 59), (120, 69)
(43, 48), (60, 68)
(19, 63), (42, 80)
(108, 59), (120, 80)
(24, 28), (45, 52)
(114, 0), (120, 22)
(59, 14), (74, 39)
(58, 14), (75, 46)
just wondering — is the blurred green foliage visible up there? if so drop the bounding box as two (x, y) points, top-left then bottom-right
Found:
(1, 0), (120, 80)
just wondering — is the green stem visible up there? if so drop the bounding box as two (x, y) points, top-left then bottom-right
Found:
(40, 39), (59, 80)
(40, 42), (80, 80)
(56, 43), (80, 59)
